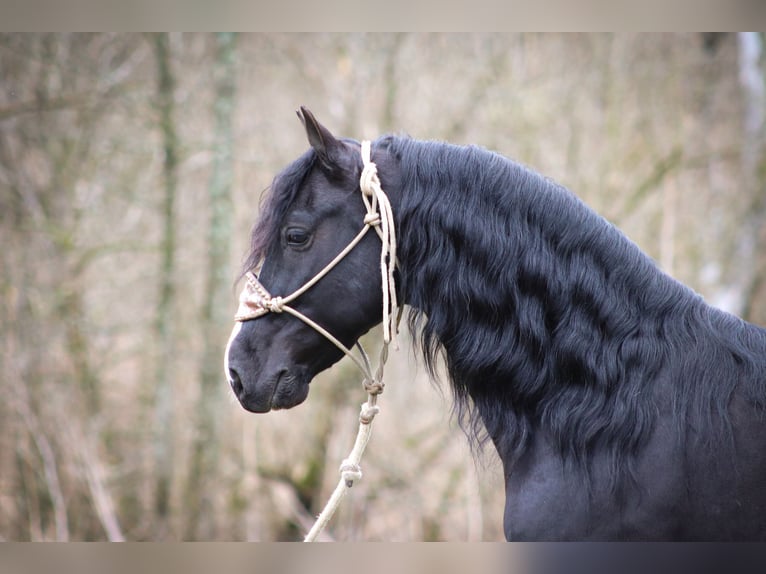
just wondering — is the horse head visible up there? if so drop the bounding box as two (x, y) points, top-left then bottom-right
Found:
(224, 108), (399, 413)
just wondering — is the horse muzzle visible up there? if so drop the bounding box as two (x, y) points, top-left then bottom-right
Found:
(225, 321), (311, 412)
(227, 358), (311, 413)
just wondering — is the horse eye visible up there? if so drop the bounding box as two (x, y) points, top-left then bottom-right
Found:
(285, 227), (310, 247)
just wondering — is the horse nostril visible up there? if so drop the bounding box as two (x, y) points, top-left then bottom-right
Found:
(228, 367), (243, 397)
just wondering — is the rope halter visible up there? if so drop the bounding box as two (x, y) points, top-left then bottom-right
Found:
(232, 140), (400, 542)
(233, 139), (398, 395)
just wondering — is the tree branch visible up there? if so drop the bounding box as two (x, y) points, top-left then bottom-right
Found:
(10, 387), (69, 541)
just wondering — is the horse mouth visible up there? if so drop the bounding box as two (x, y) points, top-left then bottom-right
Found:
(230, 367), (310, 413)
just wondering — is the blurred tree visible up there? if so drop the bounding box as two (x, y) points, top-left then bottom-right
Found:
(738, 33), (766, 326)
(184, 32), (238, 540)
(150, 32), (179, 539)
(380, 33), (406, 133)
(0, 33), (142, 540)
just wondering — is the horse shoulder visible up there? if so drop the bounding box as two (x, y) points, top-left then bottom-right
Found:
(502, 412), (689, 541)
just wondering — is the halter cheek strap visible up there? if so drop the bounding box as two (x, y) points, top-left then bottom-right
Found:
(233, 140), (399, 389)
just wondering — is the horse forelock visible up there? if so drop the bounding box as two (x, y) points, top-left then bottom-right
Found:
(242, 149), (317, 278)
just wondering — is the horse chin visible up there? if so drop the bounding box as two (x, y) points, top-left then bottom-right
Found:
(270, 371), (310, 410)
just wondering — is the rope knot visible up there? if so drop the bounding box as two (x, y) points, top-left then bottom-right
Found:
(267, 296), (284, 313)
(339, 459), (362, 487)
(363, 379), (385, 396)
(359, 401), (380, 425)
(360, 163), (379, 197)
(363, 212), (381, 226)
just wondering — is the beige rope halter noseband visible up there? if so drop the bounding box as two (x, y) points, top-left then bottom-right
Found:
(232, 140), (398, 541)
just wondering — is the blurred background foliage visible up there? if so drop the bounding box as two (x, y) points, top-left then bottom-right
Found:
(1, 33), (765, 541)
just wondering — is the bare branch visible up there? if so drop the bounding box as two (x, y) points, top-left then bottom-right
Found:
(65, 423), (125, 541)
(9, 387), (69, 541)
(266, 478), (334, 542)
(622, 146), (684, 214)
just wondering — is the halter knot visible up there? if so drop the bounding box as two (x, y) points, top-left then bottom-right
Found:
(364, 212), (381, 226)
(267, 296), (284, 313)
(363, 379), (385, 395)
(360, 162), (379, 198)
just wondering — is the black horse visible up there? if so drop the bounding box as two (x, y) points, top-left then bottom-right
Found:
(225, 107), (766, 541)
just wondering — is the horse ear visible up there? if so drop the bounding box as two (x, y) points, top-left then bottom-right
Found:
(296, 106), (343, 169)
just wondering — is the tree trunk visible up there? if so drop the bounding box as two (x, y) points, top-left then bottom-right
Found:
(738, 33), (766, 325)
(184, 32), (237, 540)
(150, 32), (179, 538)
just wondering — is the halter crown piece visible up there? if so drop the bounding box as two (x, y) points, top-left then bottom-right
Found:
(232, 141), (398, 541)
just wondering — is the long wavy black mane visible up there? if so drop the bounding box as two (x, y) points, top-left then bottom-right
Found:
(378, 135), (766, 481)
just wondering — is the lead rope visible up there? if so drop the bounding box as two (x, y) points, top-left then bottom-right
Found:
(303, 140), (398, 542)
